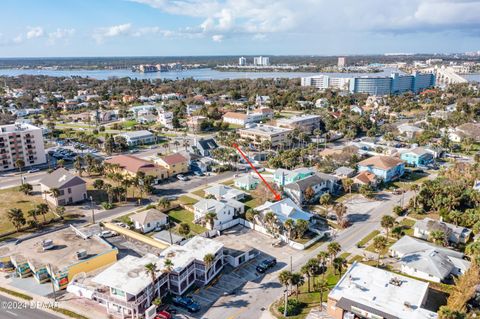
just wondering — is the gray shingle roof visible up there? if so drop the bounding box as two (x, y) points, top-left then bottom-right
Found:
(39, 168), (86, 189)
(284, 172), (338, 192)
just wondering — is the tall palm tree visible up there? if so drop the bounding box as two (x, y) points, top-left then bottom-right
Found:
(317, 251), (329, 276)
(74, 156), (83, 176)
(36, 203), (49, 223)
(27, 208), (39, 223)
(278, 270), (293, 303)
(144, 262), (158, 284)
(333, 257), (347, 276)
(315, 279), (329, 310)
(49, 188), (61, 206)
(327, 242), (341, 265)
(373, 236), (387, 266)
(290, 273), (304, 300)
(15, 159), (25, 184)
(381, 215), (395, 240)
(163, 258), (174, 273)
(283, 219), (295, 239)
(19, 183), (33, 195)
(203, 253), (215, 269)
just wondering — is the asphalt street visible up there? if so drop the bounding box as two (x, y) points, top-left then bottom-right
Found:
(0, 295), (62, 319)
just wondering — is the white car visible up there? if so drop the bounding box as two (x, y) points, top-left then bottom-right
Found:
(99, 230), (117, 238)
(177, 174), (188, 181)
(28, 168), (40, 173)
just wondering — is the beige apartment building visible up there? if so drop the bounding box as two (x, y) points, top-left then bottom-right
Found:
(0, 123), (46, 172)
(239, 124), (292, 147)
(275, 114), (322, 134)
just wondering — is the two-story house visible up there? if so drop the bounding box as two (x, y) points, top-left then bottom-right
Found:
(357, 156), (405, 183)
(154, 153), (189, 177)
(193, 198), (244, 229)
(284, 173), (341, 205)
(273, 168), (315, 187)
(39, 168), (87, 206)
(400, 147), (434, 167)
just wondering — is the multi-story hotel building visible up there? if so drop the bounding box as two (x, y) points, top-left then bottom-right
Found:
(0, 123), (46, 171)
(239, 124), (292, 147)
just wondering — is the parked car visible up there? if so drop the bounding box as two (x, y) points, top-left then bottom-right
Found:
(155, 310), (172, 319)
(172, 296), (200, 313)
(99, 230), (117, 238)
(27, 168), (40, 173)
(176, 174), (188, 181)
(193, 171), (204, 176)
(256, 258), (277, 273)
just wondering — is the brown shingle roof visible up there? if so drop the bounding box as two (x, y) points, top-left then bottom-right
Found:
(358, 156), (404, 170)
(160, 153), (187, 165)
(105, 155), (155, 173)
(354, 171), (377, 185)
(223, 112), (248, 120)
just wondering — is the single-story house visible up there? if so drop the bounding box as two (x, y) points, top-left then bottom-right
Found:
(449, 123), (480, 142)
(389, 236), (470, 283)
(284, 173), (340, 205)
(357, 155), (405, 183)
(413, 218), (472, 245)
(353, 171), (378, 187)
(39, 168), (87, 206)
(400, 147), (434, 167)
(397, 124), (424, 139)
(130, 208), (168, 233)
(255, 198), (312, 224)
(204, 184), (247, 201)
(234, 174), (260, 190)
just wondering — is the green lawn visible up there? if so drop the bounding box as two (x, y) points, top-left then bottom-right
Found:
(356, 230), (380, 248)
(399, 218), (416, 236)
(177, 195), (198, 206)
(0, 187), (53, 234)
(339, 252), (351, 260)
(365, 237), (397, 255)
(243, 196), (265, 211)
(221, 179), (235, 186)
(168, 207), (207, 235)
(191, 188), (206, 198)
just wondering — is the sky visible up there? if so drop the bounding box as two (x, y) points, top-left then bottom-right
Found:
(0, 0), (479, 57)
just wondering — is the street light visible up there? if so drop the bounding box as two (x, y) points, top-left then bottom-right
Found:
(90, 196), (95, 224)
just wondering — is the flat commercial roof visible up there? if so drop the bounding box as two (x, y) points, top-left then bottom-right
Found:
(6, 226), (113, 272)
(329, 262), (436, 319)
(240, 124), (292, 136)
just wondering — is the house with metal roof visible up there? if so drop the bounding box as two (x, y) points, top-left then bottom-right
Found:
(234, 174), (260, 190)
(193, 198), (244, 229)
(255, 198), (312, 223)
(204, 184), (247, 201)
(273, 167), (315, 187)
(39, 168), (87, 206)
(115, 130), (155, 146)
(194, 138), (218, 156)
(413, 218), (472, 244)
(130, 208), (168, 233)
(389, 236), (470, 283)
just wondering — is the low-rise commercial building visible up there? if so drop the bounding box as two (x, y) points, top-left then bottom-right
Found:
(239, 124), (292, 148)
(105, 155), (167, 182)
(275, 114), (322, 134)
(115, 131), (155, 146)
(39, 168), (87, 206)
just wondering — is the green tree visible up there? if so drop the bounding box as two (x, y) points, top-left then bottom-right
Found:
(203, 253), (215, 269)
(205, 212), (217, 230)
(178, 223), (190, 236)
(430, 230), (447, 246)
(381, 215), (395, 240)
(144, 262), (158, 284)
(36, 203), (49, 223)
(373, 236), (387, 266)
(294, 219), (309, 239)
(314, 279), (329, 310)
(333, 257), (347, 275)
(19, 183), (33, 195)
(327, 242), (341, 264)
(7, 208), (26, 231)
(290, 273), (305, 300)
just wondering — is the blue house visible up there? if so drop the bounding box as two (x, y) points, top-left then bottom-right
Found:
(273, 168), (314, 187)
(357, 156), (405, 183)
(400, 147), (434, 167)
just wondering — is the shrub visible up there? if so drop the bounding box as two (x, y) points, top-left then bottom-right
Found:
(101, 202), (114, 210)
(277, 299), (305, 316)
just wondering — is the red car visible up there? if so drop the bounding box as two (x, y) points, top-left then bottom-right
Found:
(155, 310), (172, 319)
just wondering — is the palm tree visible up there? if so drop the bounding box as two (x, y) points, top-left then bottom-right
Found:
(19, 183), (33, 195)
(173, 140), (180, 151)
(314, 279), (329, 310)
(203, 253), (215, 269)
(158, 197), (171, 210)
(278, 270), (293, 301)
(15, 159), (25, 184)
(245, 208), (259, 230)
(74, 156), (84, 176)
(178, 223), (190, 236)
(163, 258), (174, 273)
(27, 208), (39, 223)
(7, 208), (26, 231)
(205, 212), (217, 230)
(284, 219), (295, 239)
(332, 257), (347, 275)
(410, 184), (419, 209)
(144, 262), (158, 284)
(373, 236), (387, 266)
(333, 203), (347, 228)
(327, 242), (341, 265)
(49, 188), (61, 206)
(342, 178), (354, 197)
(317, 251), (329, 277)
(381, 215), (395, 240)
(36, 203), (49, 223)
(290, 273), (304, 300)
(430, 230), (447, 246)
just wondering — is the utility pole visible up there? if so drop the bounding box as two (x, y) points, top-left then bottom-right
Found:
(90, 196), (95, 224)
(47, 264), (57, 301)
(283, 289), (288, 317)
(168, 217), (173, 245)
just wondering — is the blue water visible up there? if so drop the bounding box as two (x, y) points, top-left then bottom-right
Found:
(0, 67), (400, 81)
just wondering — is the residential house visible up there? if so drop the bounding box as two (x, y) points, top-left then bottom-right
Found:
(449, 123), (480, 142)
(234, 174), (260, 190)
(357, 155), (405, 182)
(153, 153), (189, 177)
(397, 123), (424, 139)
(105, 155), (167, 183)
(273, 167), (314, 187)
(186, 116), (207, 132)
(284, 173), (340, 205)
(193, 198), (244, 229)
(255, 198), (312, 223)
(327, 262), (437, 319)
(157, 107), (173, 129)
(195, 138), (218, 157)
(401, 147), (434, 167)
(39, 168), (87, 206)
(353, 171), (378, 187)
(222, 112), (253, 127)
(389, 236), (470, 283)
(115, 131), (155, 146)
(334, 166), (355, 178)
(130, 208), (168, 233)
(204, 184), (247, 201)
(413, 218), (472, 245)
(255, 95), (270, 106)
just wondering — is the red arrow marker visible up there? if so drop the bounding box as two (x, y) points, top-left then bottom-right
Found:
(232, 143), (281, 201)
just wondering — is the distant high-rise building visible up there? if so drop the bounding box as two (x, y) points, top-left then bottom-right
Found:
(238, 57), (247, 66)
(253, 56), (270, 66)
(338, 57), (347, 67)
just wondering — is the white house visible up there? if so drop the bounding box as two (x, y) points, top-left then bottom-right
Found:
(115, 130), (155, 146)
(255, 198), (312, 223)
(129, 208), (168, 233)
(204, 184), (247, 201)
(39, 168), (87, 206)
(389, 236), (470, 283)
(193, 198), (244, 229)
(413, 218), (472, 244)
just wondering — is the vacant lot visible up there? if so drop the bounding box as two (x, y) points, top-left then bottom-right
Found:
(0, 187), (53, 234)
(168, 207), (207, 235)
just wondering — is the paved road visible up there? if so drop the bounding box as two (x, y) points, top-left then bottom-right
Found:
(0, 295), (62, 319)
(203, 190), (414, 319)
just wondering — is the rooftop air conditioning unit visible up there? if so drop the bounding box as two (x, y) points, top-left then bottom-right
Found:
(76, 249), (88, 260)
(42, 239), (54, 251)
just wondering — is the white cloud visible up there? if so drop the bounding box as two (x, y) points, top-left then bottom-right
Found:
(212, 34), (223, 42)
(48, 28), (75, 44)
(26, 26), (44, 39)
(93, 23), (132, 43)
(130, 0), (480, 41)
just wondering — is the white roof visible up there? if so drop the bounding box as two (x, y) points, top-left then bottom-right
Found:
(240, 124), (292, 136)
(276, 114), (321, 125)
(255, 198), (312, 222)
(234, 174), (259, 185)
(117, 130), (153, 138)
(204, 184), (246, 200)
(93, 254), (161, 296)
(329, 262), (437, 319)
